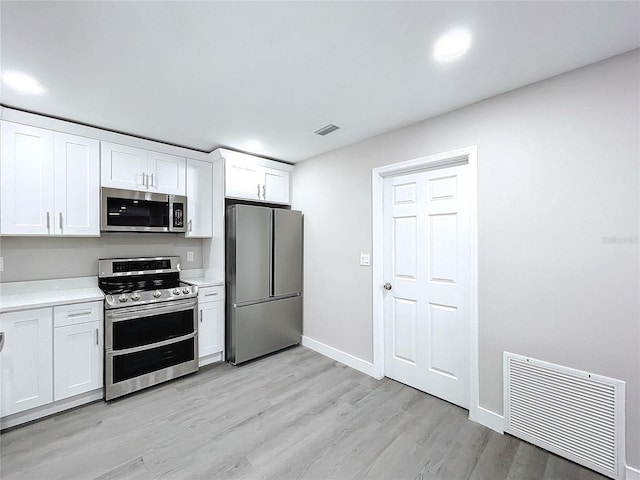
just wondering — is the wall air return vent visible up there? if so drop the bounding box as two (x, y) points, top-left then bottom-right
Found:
(313, 123), (341, 136)
(504, 352), (625, 480)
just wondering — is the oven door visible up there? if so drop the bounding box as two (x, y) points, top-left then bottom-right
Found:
(105, 298), (198, 400)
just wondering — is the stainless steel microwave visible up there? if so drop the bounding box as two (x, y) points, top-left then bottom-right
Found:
(101, 188), (187, 233)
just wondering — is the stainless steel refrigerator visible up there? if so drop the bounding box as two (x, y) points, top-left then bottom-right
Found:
(226, 204), (302, 365)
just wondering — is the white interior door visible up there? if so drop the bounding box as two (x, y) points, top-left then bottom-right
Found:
(383, 163), (470, 409)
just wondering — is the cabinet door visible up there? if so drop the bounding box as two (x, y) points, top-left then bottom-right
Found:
(225, 161), (262, 201)
(0, 121), (55, 235)
(147, 151), (186, 195)
(198, 301), (224, 358)
(100, 142), (147, 191)
(263, 167), (290, 204)
(0, 308), (53, 417)
(54, 133), (100, 236)
(186, 159), (213, 238)
(54, 321), (103, 401)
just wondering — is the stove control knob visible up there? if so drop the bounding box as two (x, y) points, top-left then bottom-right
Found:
(182, 287), (191, 294)
(172, 288), (181, 295)
(106, 295), (114, 305)
(153, 290), (162, 298)
(118, 294), (128, 303)
(131, 293), (140, 301)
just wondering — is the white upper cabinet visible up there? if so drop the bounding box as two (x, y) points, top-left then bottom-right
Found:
(186, 158), (213, 238)
(263, 167), (290, 204)
(54, 132), (100, 236)
(147, 151), (187, 195)
(101, 142), (186, 195)
(226, 161), (262, 200)
(215, 148), (292, 204)
(0, 121), (100, 236)
(100, 142), (147, 191)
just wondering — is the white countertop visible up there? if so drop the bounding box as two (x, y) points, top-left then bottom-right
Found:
(181, 277), (225, 288)
(0, 277), (104, 313)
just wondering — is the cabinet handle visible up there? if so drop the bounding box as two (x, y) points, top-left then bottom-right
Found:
(256, 184), (261, 199)
(0, 332), (5, 352)
(59, 212), (63, 233)
(142, 172), (147, 187)
(95, 328), (99, 345)
(46, 211), (50, 232)
(262, 184), (266, 199)
(68, 309), (92, 318)
(188, 219), (192, 232)
(150, 173), (155, 187)
(204, 293), (218, 297)
(199, 309), (203, 323)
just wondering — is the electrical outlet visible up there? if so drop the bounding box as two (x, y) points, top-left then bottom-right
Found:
(186, 251), (194, 262)
(360, 253), (371, 267)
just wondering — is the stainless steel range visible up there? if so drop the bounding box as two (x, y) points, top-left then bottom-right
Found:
(99, 256), (199, 401)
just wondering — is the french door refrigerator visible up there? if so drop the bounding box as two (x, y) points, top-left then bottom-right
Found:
(226, 204), (302, 365)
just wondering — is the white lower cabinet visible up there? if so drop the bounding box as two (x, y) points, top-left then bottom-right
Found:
(53, 302), (104, 401)
(197, 286), (225, 366)
(0, 300), (104, 423)
(0, 308), (54, 417)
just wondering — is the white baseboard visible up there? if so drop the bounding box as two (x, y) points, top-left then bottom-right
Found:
(476, 406), (504, 434)
(627, 465), (640, 480)
(301, 336), (376, 377)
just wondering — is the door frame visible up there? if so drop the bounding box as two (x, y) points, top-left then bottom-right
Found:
(371, 145), (479, 422)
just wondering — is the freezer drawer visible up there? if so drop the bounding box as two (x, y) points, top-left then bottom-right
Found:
(227, 295), (301, 365)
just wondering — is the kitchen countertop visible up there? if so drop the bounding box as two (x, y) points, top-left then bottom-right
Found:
(0, 277), (104, 314)
(181, 277), (225, 288)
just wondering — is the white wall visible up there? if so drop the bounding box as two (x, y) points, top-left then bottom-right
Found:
(292, 50), (640, 468)
(0, 235), (204, 282)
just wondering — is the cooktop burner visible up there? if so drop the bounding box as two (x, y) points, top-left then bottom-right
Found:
(98, 256), (198, 309)
(99, 273), (181, 295)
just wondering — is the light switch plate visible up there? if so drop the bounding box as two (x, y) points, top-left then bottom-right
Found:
(186, 251), (194, 262)
(360, 253), (371, 267)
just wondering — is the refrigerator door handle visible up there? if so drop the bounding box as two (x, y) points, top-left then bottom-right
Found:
(268, 209), (274, 297)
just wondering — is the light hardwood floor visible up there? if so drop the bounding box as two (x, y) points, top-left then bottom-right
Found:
(1, 346), (607, 480)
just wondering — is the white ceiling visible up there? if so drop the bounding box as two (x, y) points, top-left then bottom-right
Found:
(1, 1), (638, 163)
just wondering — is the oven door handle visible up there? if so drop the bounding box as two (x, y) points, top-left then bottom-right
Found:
(108, 332), (197, 356)
(106, 299), (197, 322)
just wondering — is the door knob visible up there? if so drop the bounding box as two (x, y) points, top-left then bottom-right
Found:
(383, 283), (392, 291)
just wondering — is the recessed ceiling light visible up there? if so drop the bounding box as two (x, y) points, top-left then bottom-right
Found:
(433, 29), (472, 63)
(2, 70), (45, 95)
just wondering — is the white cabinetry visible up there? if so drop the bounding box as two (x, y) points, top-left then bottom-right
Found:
(101, 142), (186, 195)
(53, 302), (103, 401)
(197, 285), (224, 366)
(186, 159), (213, 238)
(0, 308), (53, 417)
(215, 148), (292, 204)
(0, 300), (104, 424)
(0, 121), (100, 236)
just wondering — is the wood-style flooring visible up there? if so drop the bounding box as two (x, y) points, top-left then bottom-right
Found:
(0, 346), (607, 479)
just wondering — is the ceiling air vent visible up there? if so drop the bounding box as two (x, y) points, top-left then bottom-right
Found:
(314, 123), (341, 136)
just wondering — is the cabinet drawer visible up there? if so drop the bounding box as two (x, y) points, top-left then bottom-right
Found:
(198, 286), (225, 303)
(54, 301), (103, 327)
